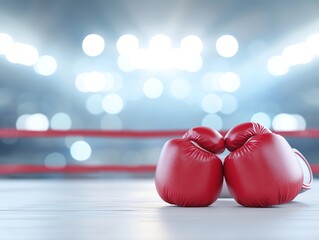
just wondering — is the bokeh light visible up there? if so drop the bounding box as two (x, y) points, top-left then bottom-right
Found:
(149, 34), (171, 50)
(115, 35), (204, 71)
(0, 32), (13, 55)
(250, 112), (272, 129)
(116, 34), (139, 55)
(306, 34), (319, 55)
(86, 94), (104, 115)
(180, 35), (203, 54)
(272, 113), (306, 131)
(82, 34), (105, 57)
(216, 35), (238, 58)
(201, 113), (223, 130)
(110, 72), (124, 92)
(143, 78), (164, 99)
(267, 56), (290, 76)
(70, 140), (92, 161)
(117, 55), (135, 72)
(267, 34), (319, 76)
(82, 71), (107, 93)
(282, 43), (313, 66)
(5, 42), (39, 66)
(50, 112), (72, 130)
(34, 55), (57, 76)
(75, 71), (115, 93)
(183, 55), (203, 72)
(44, 152), (67, 168)
(201, 93), (223, 113)
(16, 114), (30, 130)
(16, 113), (49, 131)
(1, 3), (319, 179)
(75, 72), (87, 92)
(201, 72), (223, 92)
(219, 72), (240, 92)
(102, 93), (124, 114)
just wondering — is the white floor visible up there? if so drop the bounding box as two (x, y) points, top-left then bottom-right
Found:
(0, 179), (318, 240)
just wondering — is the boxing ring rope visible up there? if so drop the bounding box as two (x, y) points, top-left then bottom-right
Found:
(0, 165), (156, 175)
(0, 128), (319, 175)
(0, 129), (188, 139)
(2, 128), (319, 139)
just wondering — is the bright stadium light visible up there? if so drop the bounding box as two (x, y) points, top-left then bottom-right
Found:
(149, 34), (171, 50)
(216, 35), (238, 58)
(219, 72), (241, 92)
(116, 35), (204, 71)
(16, 113), (49, 131)
(34, 55), (57, 76)
(5, 42), (39, 66)
(180, 35), (203, 54)
(0, 32), (13, 55)
(117, 34), (139, 55)
(272, 113), (306, 131)
(282, 43), (313, 66)
(70, 140), (92, 161)
(82, 71), (107, 93)
(306, 34), (319, 55)
(82, 34), (105, 57)
(267, 56), (290, 76)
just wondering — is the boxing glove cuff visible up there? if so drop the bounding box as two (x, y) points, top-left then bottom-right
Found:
(293, 148), (313, 192)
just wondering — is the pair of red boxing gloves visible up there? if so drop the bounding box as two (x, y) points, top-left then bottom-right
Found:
(155, 122), (313, 207)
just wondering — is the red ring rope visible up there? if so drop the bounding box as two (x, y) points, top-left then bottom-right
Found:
(1, 128), (319, 138)
(0, 164), (156, 175)
(0, 128), (319, 175)
(0, 164), (317, 175)
(0, 129), (187, 138)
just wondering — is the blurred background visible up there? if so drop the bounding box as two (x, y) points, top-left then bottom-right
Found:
(0, 0), (318, 177)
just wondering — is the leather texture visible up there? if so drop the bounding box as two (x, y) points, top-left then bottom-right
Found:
(224, 122), (310, 207)
(155, 127), (224, 207)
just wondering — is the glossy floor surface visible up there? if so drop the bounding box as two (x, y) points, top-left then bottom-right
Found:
(0, 179), (318, 240)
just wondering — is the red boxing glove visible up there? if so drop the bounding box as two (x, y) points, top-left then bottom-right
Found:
(155, 127), (225, 207)
(224, 122), (312, 207)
